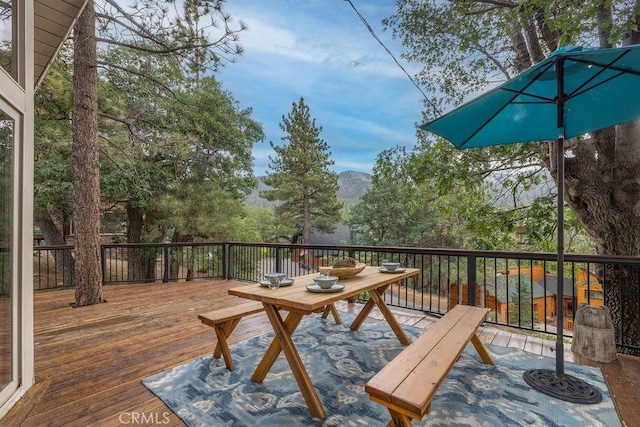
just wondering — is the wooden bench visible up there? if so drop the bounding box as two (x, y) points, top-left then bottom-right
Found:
(199, 301), (342, 371)
(365, 305), (494, 426)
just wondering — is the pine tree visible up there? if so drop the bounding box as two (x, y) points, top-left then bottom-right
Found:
(261, 97), (343, 244)
(508, 280), (533, 328)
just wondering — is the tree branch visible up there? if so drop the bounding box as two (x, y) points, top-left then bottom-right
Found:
(95, 12), (158, 42)
(96, 60), (190, 107)
(623, 0), (640, 45)
(102, 0), (160, 43)
(596, 0), (614, 47)
(469, 0), (517, 8)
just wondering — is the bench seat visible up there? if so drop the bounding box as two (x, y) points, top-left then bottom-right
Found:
(199, 301), (267, 371)
(199, 300), (342, 371)
(365, 305), (493, 426)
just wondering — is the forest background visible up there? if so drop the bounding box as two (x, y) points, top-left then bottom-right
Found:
(37, 0), (640, 307)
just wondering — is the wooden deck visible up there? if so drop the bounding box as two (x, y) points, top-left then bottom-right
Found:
(4, 280), (640, 426)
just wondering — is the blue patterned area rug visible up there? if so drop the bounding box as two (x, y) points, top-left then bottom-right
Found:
(142, 312), (619, 426)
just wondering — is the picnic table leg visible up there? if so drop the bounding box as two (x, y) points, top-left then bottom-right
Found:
(350, 296), (379, 330)
(350, 283), (411, 345)
(252, 307), (304, 383)
(259, 303), (326, 419)
(321, 303), (342, 324)
(369, 286), (411, 345)
(470, 334), (494, 365)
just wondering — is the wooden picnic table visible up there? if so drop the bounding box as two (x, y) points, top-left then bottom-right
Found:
(228, 265), (420, 419)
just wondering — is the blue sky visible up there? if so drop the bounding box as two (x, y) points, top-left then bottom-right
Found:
(216, 0), (426, 176)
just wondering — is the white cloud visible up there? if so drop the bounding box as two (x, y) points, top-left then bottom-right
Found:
(226, 2), (413, 80)
(216, 0), (424, 176)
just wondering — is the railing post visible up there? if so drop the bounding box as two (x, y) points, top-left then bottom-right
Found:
(227, 243), (235, 280)
(276, 247), (283, 273)
(100, 245), (107, 285)
(222, 243), (227, 279)
(467, 255), (477, 306)
(163, 245), (170, 283)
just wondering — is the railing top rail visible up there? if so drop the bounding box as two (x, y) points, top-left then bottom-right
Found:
(224, 242), (640, 265)
(37, 241), (640, 265)
(100, 242), (224, 249)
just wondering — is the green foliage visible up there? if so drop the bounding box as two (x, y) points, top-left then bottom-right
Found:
(362, 132), (596, 252)
(153, 182), (247, 242)
(174, 76), (263, 198)
(261, 97), (343, 242)
(35, 44), (264, 247)
(246, 207), (296, 243)
(378, 0), (632, 254)
(34, 62), (74, 214)
(95, 46), (264, 244)
(348, 181), (437, 247)
(508, 280), (533, 328)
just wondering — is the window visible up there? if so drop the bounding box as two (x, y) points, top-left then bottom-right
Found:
(586, 289), (604, 301)
(0, 2), (15, 79)
(0, 109), (13, 394)
(566, 299), (574, 316)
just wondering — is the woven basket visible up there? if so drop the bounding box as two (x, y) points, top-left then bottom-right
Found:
(318, 262), (366, 279)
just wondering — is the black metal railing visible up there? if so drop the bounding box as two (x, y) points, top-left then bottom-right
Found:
(32, 241), (640, 355)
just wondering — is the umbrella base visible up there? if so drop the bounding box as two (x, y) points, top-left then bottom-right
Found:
(523, 369), (602, 404)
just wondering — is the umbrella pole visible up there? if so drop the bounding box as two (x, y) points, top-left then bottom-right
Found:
(523, 56), (601, 404)
(555, 58), (567, 378)
(556, 135), (565, 378)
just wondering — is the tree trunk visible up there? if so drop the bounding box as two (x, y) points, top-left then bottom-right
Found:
(571, 304), (617, 362)
(511, 29), (531, 73)
(34, 206), (74, 287)
(126, 206), (156, 283)
(552, 121), (640, 354)
(73, 1), (103, 306)
(303, 189), (311, 244)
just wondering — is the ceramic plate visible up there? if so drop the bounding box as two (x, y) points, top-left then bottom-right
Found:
(378, 267), (407, 273)
(306, 283), (345, 293)
(259, 278), (294, 287)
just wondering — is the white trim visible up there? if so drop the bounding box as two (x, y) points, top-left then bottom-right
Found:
(35, 0), (89, 89)
(21, 0), (36, 398)
(0, 69), (26, 113)
(0, 98), (21, 407)
(0, 0), (34, 416)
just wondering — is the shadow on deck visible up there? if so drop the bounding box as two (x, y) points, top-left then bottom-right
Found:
(4, 280), (640, 426)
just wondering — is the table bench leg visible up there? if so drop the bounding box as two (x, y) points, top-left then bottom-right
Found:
(213, 318), (241, 370)
(321, 304), (342, 324)
(387, 409), (413, 427)
(471, 334), (494, 365)
(349, 283), (410, 345)
(258, 304), (326, 419)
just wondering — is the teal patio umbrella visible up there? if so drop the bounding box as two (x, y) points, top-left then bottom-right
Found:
(421, 44), (640, 403)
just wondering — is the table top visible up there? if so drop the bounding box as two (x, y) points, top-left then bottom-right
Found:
(229, 266), (420, 312)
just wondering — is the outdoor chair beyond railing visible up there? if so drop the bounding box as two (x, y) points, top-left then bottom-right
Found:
(365, 305), (493, 426)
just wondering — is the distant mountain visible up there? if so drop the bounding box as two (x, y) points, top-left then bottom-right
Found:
(337, 171), (373, 201)
(244, 171), (373, 208)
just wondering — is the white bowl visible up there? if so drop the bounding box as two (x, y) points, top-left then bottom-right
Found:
(382, 262), (400, 271)
(313, 275), (339, 289)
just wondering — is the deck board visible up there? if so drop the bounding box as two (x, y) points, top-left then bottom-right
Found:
(2, 280), (636, 426)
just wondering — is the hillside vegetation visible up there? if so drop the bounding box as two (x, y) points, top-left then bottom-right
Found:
(245, 170), (372, 208)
